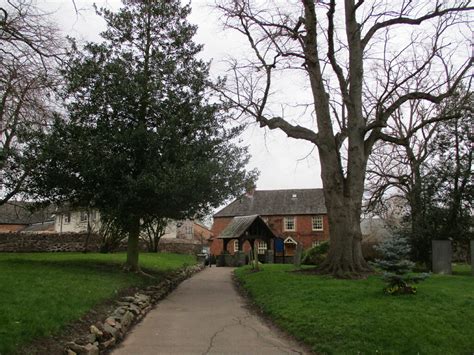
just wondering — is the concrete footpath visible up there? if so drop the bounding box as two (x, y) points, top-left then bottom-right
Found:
(113, 267), (306, 355)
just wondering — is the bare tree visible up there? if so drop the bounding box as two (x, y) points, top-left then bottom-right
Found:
(216, 0), (472, 276)
(366, 100), (441, 225)
(141, 217), (168, 253)
(98, 215), (128, 253)
(367, 88), (472, 265)
(0, 0), (63, 204)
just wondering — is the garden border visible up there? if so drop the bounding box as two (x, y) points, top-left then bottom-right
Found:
(63, 264), (204, 355)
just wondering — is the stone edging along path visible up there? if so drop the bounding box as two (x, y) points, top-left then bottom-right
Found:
(65, 264), (204, 355)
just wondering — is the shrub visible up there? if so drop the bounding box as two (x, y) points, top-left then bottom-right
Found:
(302, 241), (329, 265)
(372, 234), (429, 295)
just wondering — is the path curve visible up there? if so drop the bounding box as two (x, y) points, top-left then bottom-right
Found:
(113, 267), (307, 355)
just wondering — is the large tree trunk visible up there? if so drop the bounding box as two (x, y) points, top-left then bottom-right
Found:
(317, 136), (371, 277)
(319, 177), (371, 277)
(124, 217), (141, 272)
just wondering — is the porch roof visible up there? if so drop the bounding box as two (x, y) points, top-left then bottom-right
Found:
(218, 215), (277, 241)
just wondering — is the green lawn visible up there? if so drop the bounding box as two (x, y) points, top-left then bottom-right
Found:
(0, 252), (195, 354)
(235, 264), (474, 354)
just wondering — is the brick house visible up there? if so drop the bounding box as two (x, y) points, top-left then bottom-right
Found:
(210, 189), (329, 258)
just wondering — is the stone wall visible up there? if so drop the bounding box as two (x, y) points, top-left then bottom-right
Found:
(157, 239), (202, 254)
(0, 232), (206, 255)
(0, 232), (102, 252)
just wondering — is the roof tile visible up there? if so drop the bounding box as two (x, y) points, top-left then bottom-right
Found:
(214, 189), (326, 217)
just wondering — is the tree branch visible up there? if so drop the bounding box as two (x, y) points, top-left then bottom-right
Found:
(362, 3), (474, 49)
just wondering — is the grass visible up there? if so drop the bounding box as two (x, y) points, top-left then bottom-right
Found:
(235, 263), (474, 354)
(0, 252), (195, 354)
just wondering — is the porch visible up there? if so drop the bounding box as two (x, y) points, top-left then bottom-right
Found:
(216, 215), (295, 266)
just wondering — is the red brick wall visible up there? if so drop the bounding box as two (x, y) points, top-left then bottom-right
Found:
(210, 215), (330, 255)
(0, 224), (26, 232)
(210, 217), (233, 255)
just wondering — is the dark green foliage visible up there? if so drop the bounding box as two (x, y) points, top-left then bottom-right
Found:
(302, 241), (329, 265)
(373, 235), (429, 295)
(26, 0), (257, 269)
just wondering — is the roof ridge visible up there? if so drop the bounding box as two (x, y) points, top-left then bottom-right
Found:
(254, 188), (323, 192)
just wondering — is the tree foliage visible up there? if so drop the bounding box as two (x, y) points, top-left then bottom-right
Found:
(27, 0), (257, 271)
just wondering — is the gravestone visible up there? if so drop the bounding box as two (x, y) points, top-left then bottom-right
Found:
(265, 249), (274, 264)
(432, 240), (452, 275)
(294, 243), (303, 268)
(470, 240), (474, 276)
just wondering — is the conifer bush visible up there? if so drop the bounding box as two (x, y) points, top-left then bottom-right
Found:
(373, 235), (429, 295)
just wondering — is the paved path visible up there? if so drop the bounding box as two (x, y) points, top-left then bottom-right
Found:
(113, 267), (306, 355)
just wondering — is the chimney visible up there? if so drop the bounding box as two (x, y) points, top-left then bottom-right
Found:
(245, 183), (256, 197)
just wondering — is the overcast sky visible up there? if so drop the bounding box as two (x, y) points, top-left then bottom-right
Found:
(39, 0), (323, 191)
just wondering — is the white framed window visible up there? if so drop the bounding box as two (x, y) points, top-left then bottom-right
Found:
(283, 216), (296, 231)
(80, 211), (88, 222)
(64, 213), (71, 224)
(312, 240), (321, 248)
(233, 240), (239, 252)
(257, 241), (267, 254)
(312, 216), (323, 231)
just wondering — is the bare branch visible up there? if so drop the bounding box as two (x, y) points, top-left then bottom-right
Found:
(362, 2), (473, 49)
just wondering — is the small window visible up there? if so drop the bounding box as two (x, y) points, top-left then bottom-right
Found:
(233, 240), (239, 252)
(283, 216), (296, 231)
(312, 216), (323, 231)
(80, 211), (88, 222)
(257, 241), (267, 254)
(64, 213), (71, 224)
(312, 240), (321, 248)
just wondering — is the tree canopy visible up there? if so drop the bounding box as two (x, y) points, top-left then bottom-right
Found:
(27, 0), (257, 270)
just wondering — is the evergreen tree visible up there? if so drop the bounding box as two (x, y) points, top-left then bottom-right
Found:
(373, 235), (429, 295)
(27, 0), (257, 271)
